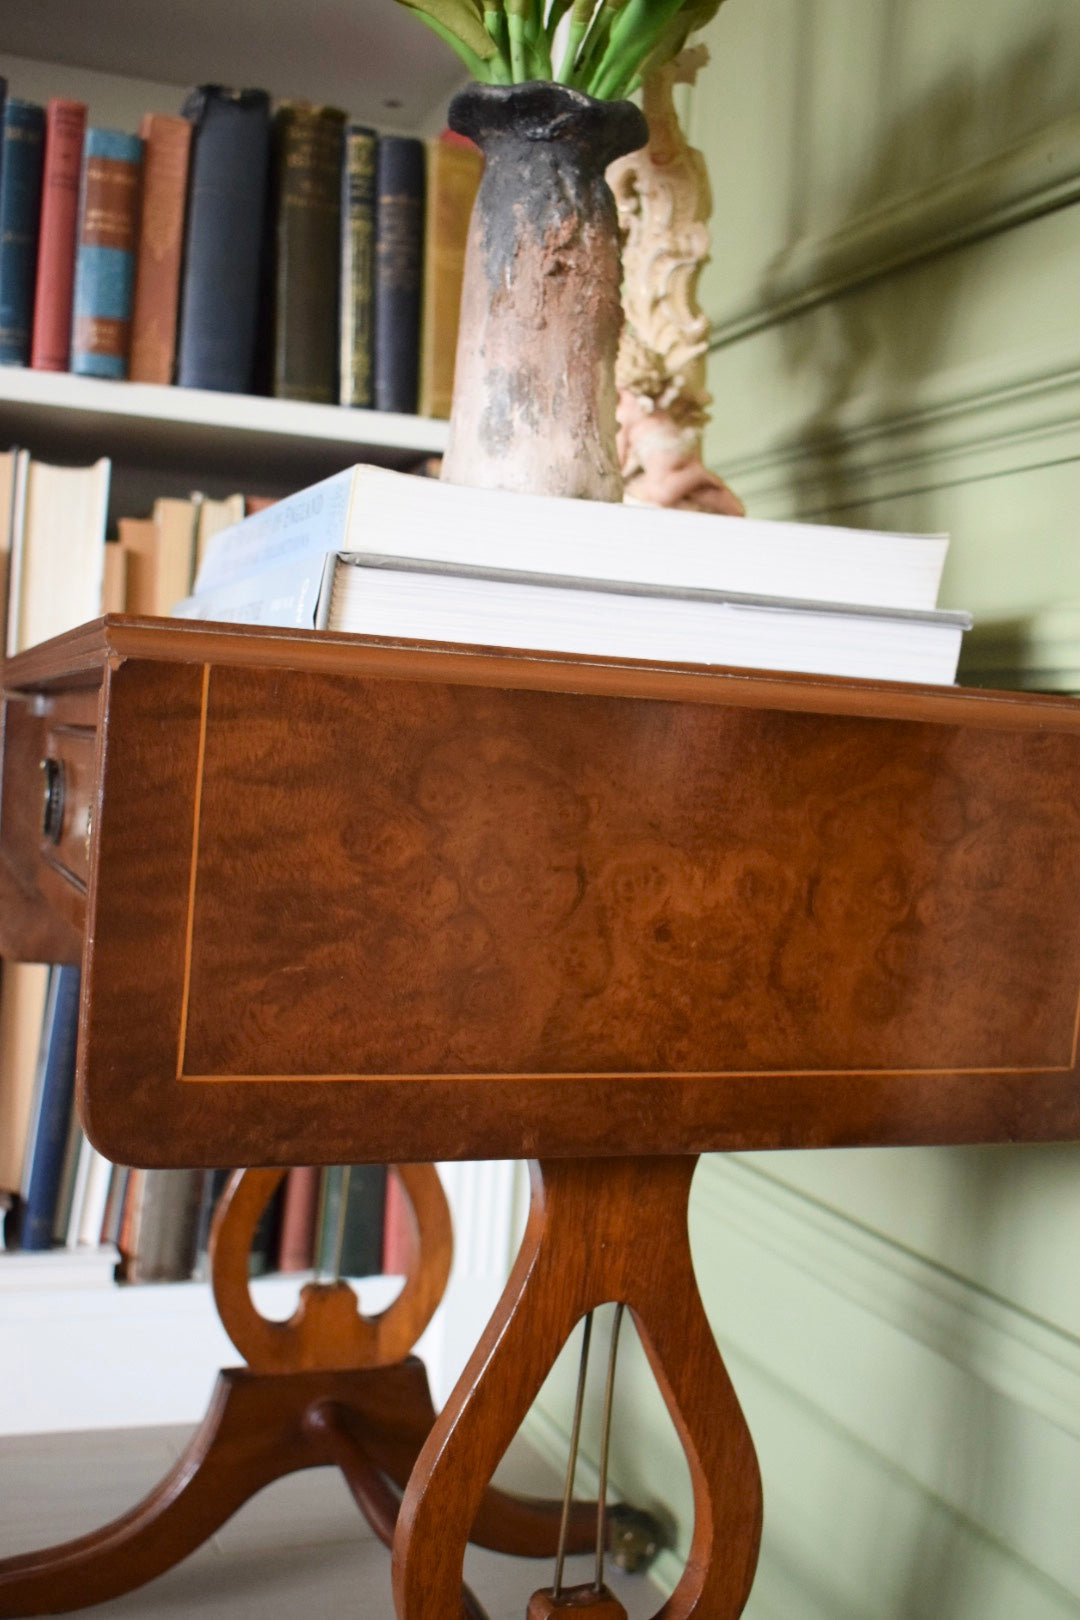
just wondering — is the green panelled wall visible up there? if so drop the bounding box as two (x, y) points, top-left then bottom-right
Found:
(525, 1), (1080, 1614)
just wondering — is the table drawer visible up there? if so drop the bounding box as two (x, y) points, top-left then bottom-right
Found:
(0, 684), (101, 962)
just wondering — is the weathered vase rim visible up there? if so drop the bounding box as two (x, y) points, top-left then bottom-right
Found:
(448, 80), (647, 166)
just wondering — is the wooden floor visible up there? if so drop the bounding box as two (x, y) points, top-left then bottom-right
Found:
(0, 1424), (664, 1618)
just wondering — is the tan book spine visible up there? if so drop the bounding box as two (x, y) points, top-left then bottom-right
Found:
(129, 115), (192, 385)
(101, 540), (129, 613)
(418, 137), (482, 421)
(117, 515), (158, 615)
(151, 496), (198, 609)
(0, 962), (50, 1195)
(193, 492), (245, 577)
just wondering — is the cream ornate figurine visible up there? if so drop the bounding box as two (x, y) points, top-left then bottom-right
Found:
(608, 46), (744, 516)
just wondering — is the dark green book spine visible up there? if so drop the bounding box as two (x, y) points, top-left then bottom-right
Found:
(339, 124), (377, 408)
(271, 102), (346, 404)
(316, 1165), (386, 1278)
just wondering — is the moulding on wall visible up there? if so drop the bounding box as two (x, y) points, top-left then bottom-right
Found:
(524, 1153), (1079, 1609)
(713, 354), (1080, 517)
(714, 1341), (1080, 1620)
(692, 1157), (1080, 1439)
(706, 114), (1080, 350)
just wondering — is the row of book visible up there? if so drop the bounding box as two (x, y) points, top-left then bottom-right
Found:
(0, 963), (410, 1283)
(0, 445), (262, 656)
(0, 74), (482, 416)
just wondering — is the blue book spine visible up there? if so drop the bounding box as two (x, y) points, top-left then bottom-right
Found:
(194, 465), (353, 591)
(71, 128), (142, 379)
(19, 966), (81, 1252)
(0, 99), (46, 366)
(176, 548), (332, 628)
(176, 86), (271, 394)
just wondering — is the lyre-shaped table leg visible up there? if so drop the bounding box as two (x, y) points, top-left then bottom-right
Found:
(0, 1164), (613, 1616)
(393, 1156), (763, 1620)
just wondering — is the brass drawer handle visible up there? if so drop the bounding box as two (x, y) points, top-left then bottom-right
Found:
(40, 756), (65, 844)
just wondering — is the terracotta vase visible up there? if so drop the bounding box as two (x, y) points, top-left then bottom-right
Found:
(440, 82), (647, 502)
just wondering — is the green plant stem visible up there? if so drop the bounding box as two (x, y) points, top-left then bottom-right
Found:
(506, 8), (529, 79)
(570, 0), (624, 92)
(556, 0), (595, 82)
(483, 3), (514, 80)
(591, 0), (686, 98)
(395, 0), (723, 91)
(544, 0), (575, 43)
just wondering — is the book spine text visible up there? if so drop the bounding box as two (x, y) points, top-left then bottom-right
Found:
(339, 124), (377, 408)
(71, 129), (143, 378)
(271, 102), (346, 404)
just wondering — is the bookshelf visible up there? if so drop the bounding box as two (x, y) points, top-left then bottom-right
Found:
(0, 367), (450, 523)
(0, 17), (465, 512)
(0, 22), (491, 1438)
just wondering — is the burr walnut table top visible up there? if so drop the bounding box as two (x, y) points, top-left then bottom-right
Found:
(3, 615), (1079, 1167)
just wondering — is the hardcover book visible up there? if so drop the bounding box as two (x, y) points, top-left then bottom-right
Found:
(118, 497), (198, 614)
(316, 1165), (387, 1280)
(176, 86), (271, 394)
(0, 961), (50, 1197)
(270, 101), (346, 403)
(70, 128), (143, 378)
(194, 462), (949, 611)
(0, 98), (46, 366)
(373, 136), (425, 414)
(178, 546), (970, 685)
(5, 453), (110, 655)
(128, 113), (192, 384)
(338, 122), (377, 408)
(278, 1166), (320, 1272)
(119, 1168), (204, 1283)
(17, 965), (80, 1252)
(418, 132), (482, 420)
(30, 98), (87, 372)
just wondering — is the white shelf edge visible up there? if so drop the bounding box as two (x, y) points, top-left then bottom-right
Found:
(0, 366), (450, 456)
(0, 1245), (120, 1290)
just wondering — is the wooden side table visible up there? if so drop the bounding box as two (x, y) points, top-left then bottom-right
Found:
(3, 617), (1078, 1618)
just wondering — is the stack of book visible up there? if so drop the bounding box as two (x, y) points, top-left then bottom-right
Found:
(0, 78), (482, 416)
(0, 954), (391, 1281)
(179, 463), (971, 686)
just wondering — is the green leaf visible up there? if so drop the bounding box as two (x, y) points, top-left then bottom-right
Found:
(392, 0), (500, 61)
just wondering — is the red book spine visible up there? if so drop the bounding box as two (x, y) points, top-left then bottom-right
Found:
(30, 98), (87, 371)
(277, 1166), (320, 1272)
(381, 1169), (418, 1275)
